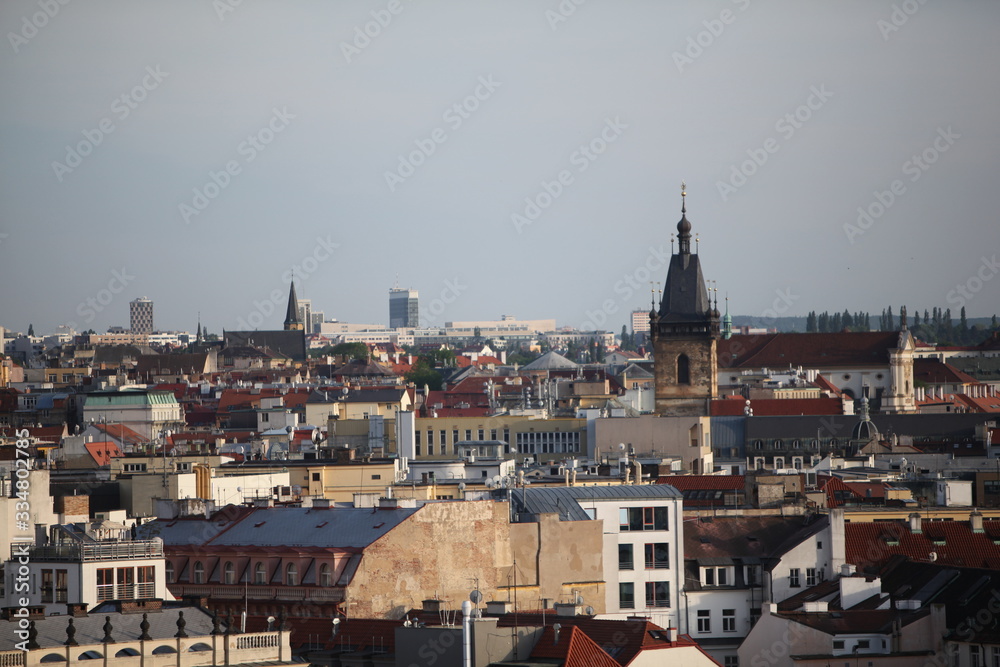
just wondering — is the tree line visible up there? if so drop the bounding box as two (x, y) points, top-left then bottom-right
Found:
(806, 306), (999, 346)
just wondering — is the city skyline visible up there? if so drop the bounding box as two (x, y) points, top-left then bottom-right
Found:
(2, 2), (999, 335)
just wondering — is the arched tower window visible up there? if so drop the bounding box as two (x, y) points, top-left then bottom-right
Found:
(677, 354), (691, 385)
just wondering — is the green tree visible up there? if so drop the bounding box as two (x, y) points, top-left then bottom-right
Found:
(328, 342), (370, 361)
(27, 323), (34, 336)
(806, 311), (817, 333)
(405, 359), (443, 391)
(960, 306), (968, 332)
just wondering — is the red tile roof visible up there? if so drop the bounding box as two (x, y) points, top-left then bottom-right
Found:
(84, 440), (124, 466)
(718, 331), (903, 369)
(530, 625), (621, 667)
(914, 359), (979, 385)
(92, 423), (146, 446)
(710, 397), (844, 416)
(657, 475), (745, 490)
(845, 519), (1000, 570)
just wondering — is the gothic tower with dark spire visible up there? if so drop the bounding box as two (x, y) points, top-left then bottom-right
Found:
(650, 185), (720, 416)
(284, 281), (304, 332)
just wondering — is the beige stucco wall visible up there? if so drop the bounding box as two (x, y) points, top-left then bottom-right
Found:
(593, 415), (712, 474)
(508, 512), (606, 613)
(345, 501), (513, 618)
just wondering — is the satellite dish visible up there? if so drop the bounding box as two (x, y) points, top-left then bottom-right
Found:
(585, 606), (594, 615)
(470, 590), (483, 604)
(292, 485), (302, 495)
(236, 487), (242, 493)
(575, 594), (584, 605)
(403, 620), (412, 627)
(267, 615), (276, 624)
(459, 482), (466, 492)
(332, 618), (341, 625)
(618, 443), (626, 451)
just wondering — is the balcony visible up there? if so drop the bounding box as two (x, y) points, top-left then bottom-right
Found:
(16, 540), (163, 562)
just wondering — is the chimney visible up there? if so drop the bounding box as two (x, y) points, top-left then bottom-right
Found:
(66, 602), (89, 618)
(666, 627), (678, 642)
(485, 600), (512, 615)
(553, 602), (581, 617)
(909, 512), (922, 534)
(971, 509), (984, 533)
(422, 599), (444, 614)
(840, 563), (856, 577)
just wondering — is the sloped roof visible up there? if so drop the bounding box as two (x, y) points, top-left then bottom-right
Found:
(141, 505), (418, 550)
(684, 515), (828, 563)
(657, 475), (744, 490)
(0, 604), (216, 649)
(530, 625), (621, 667)
(845, 519), (1000, 570)
(710, 397), (844, 417)
(224, 330), (306, 362)
(780, 608), (928, 635)
(717, 331), (903, 369)
(84, 440), (124, 466)
(513, 485), (682, 522)
(914, 359), (979, 385)
(522, 351), (578, 370)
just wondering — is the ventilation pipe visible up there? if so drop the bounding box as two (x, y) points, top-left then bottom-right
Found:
(462, 600), (473, 667)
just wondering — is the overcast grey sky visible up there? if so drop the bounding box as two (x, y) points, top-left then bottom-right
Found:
(1, 1), (998, 336)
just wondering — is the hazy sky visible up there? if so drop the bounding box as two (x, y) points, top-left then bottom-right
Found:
(2, 1), (999, 336)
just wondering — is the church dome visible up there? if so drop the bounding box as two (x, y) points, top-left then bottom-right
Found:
(851, 397), (879, 441)
(677, 215), (692, 234)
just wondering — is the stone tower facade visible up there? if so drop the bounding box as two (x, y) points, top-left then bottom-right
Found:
(651, 189), (720, 416)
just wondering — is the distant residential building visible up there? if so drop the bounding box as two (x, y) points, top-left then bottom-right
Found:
(631, 309), (650, 335)
(389, 287), (419, 328)
(130, 297), (154, 334)
(510, 484), (685, 628)
(295, 298), (312, 333)
(82, 390), (183, 440)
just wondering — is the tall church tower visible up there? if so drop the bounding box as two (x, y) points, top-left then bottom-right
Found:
(650, 185), (720, 415)
(284, 281), (304, 332)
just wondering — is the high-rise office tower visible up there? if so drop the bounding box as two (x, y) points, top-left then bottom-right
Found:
(130, 297), (154, 334)
(389, 288), (419, 329)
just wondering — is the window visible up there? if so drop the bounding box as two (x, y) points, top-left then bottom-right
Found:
(645, 581), (670, 608)
(806, 568), (817, 587)
(254, 562), (266, 585)
(224, 562), (235, 585)
(677, 354), (690, 384)
(718, 567), (728, 585)
(312, 473), (321, 481)
(697, 609), (711, 633)
(971, 647), (983, 667)
(856, 640), (870, 650)
(320, 564), (332, 587)
(704, 568), (715, 586)
(491, 429), (498, 440)
(465, 429), (472, 441)
(56, 570), (68, 603)
(165, 561), (174, 584)
(41, 569), (53, 603)
(644, 543), (669, 569)
(745, 565), (760, 586)
(619, 544), (634, 570)
(193, 561), (205, 585)
(619, 582), (635, 609)
(427, 430), (434, 445)
(990, 646), (999, 667)
(440, 430), (447, 453)
(789, 568), (800, 587)
(286, 563), (298, 586)
(453, 430), (459, 444)
(478, 429), (485, 440)
(427, 444), (434, 456)
(97, 568), (114, 601)
(774, 457), (785, 469)
(117, 567), (134, 598)
(833, 641), (845, 650)
(415, 431), (421, 446)
(371, 474), (381, 480)
(137, 566), (154, 598)
(619, 507), (669, 531)
(725, 657), (739, 667)
(723, 609), (736, 633)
